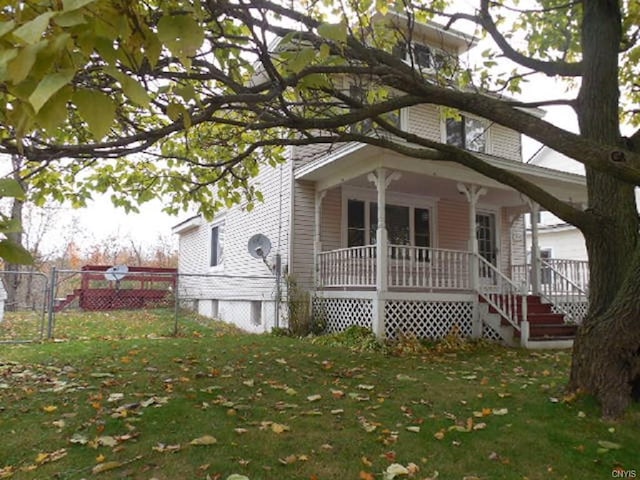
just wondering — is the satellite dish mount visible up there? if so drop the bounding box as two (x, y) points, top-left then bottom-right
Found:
(247, 234), (282, 329)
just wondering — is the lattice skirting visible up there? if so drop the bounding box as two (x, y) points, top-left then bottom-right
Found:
(385, 300), (473, 340)
(551, 301), (588, 324)
(313, 298), (373, 333)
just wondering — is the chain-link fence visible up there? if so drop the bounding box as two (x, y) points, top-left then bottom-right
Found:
(0, 270), (49, 343)
(1, 266), (285, 342)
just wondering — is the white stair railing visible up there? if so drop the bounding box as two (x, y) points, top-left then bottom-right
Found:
(475, 254), (528, 344)
(539, 258), (589, 324)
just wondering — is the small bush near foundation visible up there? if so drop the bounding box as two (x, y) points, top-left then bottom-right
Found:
(284, 275), (325, 337)
(311, 325), (387, 353)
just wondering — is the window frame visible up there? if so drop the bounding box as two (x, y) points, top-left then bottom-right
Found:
(343, 187), (436, 252)
(348, 83), (405, 134)
(209, 220), (225, 270)
(442, 111), (491, 154)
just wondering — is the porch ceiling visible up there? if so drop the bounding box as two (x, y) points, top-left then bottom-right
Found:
(294, 144), (587, 207)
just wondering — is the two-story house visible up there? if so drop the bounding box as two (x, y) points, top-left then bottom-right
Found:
(173, 15), (588, 348)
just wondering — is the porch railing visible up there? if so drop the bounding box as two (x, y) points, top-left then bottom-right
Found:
(387, 246), (472, 290)
(317, 245), (473, 290)
(511, 259), (589, 324)
(317, 245), (376, 287)
(476, 254), (527, 341)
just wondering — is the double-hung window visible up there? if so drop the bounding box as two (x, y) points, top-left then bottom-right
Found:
(347, 199), (431, 257)
(210, 223), (224, 268)
(445, 114), (488, 153)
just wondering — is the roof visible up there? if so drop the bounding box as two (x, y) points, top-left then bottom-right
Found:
(171, 214), (202, 235)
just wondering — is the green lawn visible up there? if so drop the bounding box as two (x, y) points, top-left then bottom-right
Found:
(0, 310), (638, 480)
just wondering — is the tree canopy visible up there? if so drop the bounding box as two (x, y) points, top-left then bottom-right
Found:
(1, 0), (640, 417)
(0, 0), (637, 219)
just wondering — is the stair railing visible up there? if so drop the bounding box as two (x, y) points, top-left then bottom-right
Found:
(538, 258), (589, 324)
(475, 254), (529, 345)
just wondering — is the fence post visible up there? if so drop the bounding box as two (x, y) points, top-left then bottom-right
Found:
(173, 273), (179, 336)
(47, 267), (57, 339)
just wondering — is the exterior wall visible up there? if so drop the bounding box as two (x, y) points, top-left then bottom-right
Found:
(437, 198), (470, 250)
(320, 187), (342, 251)
(175, 160), (292, 332)
(407, 104), (441, 140)
(527, 227), (588, 261)
(290, 179), (316, 290)
(490, 124), (521, 161)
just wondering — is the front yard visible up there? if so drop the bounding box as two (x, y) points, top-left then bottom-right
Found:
(1, 310), (638, 479)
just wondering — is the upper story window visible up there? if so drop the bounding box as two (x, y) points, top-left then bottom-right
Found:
(349, 84), (401, 134)
(393, 41), (448, 71)
(445, 114), (488, 153)
(210, 223), (225, 268)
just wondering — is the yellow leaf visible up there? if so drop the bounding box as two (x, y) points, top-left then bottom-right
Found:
(42, 405), (58, 413)
(91, 461), (122, 474)
(271, 423), (289, 434)
(34, 452), (49, 464)
(189, 435), (217, 446)
(96, 454), (105, 463)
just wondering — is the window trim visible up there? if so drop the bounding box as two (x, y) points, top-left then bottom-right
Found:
(342, 186), (437, 250)
(209, 219), (225, 271)
(441, 110), (492, 154)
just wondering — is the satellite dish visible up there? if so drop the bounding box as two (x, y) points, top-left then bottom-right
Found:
(104, 265), (129, 282)
(248, 234), (271, 260)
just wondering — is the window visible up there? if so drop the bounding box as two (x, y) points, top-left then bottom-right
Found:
(446, 115), (488, 153)
(347, 199), (431, 252)
(210, 224), (224, 267)
(349, 84), (401, 134)
(393, 41), (448, 71)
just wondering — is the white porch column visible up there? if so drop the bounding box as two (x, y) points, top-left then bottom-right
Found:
(313, 190), (327, 287)
(457, 183), (487, 338)
(529, 201), (541, 295)
(367, 168), (401, 340)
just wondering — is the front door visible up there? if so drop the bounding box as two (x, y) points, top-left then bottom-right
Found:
(476, 212), (497, 279)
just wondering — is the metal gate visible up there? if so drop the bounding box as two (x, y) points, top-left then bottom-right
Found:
(0, 270), (48, 343)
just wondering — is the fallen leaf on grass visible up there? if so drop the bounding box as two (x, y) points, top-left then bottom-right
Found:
(35, 449), (67, 465)
(307, 394), (322, 402)
(271, 423), (290, 434)
(91, 461), (122, 474)
(383, 463), (409, 479)
(406, 426), (420, 433)
(226, 475), (250, 480)
(190, 435), (217, 446)
(360, 471), (375, 480)
(96, 436), (118, 447)
(152, 443), (181, 453)
(42, 405), (58, 413)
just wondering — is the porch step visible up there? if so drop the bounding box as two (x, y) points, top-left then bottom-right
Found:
(479, 294), (577, 348)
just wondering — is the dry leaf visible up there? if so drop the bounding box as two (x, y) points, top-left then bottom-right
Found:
(42, 405), (58, 413)
(190, 435), (217, 446)
(91, 461), (122, 474)
(307, 394), (322, 402)
(271, 423), (290, 434)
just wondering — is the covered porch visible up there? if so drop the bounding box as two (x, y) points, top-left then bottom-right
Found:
(295, 144), (589, 346)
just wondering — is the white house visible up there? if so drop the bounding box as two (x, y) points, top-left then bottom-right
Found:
(173, 17), (589, 348)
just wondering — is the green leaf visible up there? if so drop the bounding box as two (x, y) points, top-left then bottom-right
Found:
(157, 15), (205, 60)
(8, 42), (46, 84)
(287, 47), (316, 74)
(12, 12), (56, 45)
(0, 239), (33, 265)
(119, 75), (150, 108)
(36, 85), (72, 135)
(317, 21), (347, 43)
(0, 20), (16, 38)
(0, 179), (25, 199)
(73, 89), (116, 139)
(29, 69), (75, 113)
(62, 0), (96, 11)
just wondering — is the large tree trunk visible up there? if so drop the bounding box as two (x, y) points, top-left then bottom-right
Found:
(568, 0), (640, 418)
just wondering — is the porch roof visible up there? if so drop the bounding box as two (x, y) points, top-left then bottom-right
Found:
(294, 143), (587, 207)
